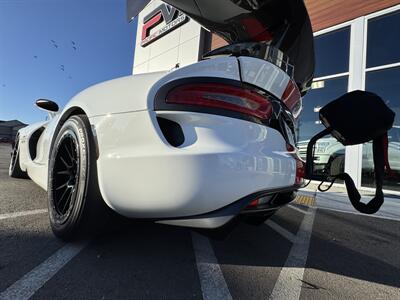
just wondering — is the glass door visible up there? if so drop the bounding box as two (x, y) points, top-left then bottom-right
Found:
(298, 26), (350, 177)
(362, 10), (400, 191)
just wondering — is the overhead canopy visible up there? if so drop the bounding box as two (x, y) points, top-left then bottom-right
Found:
(127, 0), (315, 94)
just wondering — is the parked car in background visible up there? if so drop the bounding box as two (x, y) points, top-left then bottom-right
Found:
(0, 137), (12, 143)
(297, 126), (400, 176)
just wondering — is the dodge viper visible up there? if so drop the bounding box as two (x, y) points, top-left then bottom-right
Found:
(9, 0), (314, 240)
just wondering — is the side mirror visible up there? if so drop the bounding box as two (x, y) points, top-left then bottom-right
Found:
(35, 99), (59, 112)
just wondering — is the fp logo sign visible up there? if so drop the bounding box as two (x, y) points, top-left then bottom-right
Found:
(141, 4), (189, 47)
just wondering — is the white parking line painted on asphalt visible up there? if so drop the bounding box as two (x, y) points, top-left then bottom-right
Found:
(299, 190), (400, 220)
(269, 207), (316, 300)
(191, 232), (232, 300)
(293, 195), (400, 221)
(0, 241), (89, 300)
(0, 209), (47, 221)
(265, 220), (295, 243)
(288, 204), (310, 215)
(318, 206), (400, 221)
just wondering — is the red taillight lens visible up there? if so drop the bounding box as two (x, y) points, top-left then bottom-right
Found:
(166, 83), (273, 120)
(281, 80), (302, 117)
(295, 159), (305, 186)
(287, 143), (305, 186)
(247, 198), (260, 208)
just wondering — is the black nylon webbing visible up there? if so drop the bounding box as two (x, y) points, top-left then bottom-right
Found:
(332, 134), (386, 214)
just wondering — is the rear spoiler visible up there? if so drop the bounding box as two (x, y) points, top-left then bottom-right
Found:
(127, 0), (315, 95)
(126, 0), (150, 23)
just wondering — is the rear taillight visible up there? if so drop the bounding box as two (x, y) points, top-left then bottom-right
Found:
(165, 83), (273, 120)
(295, 158), (305, 186)
(287, 143), (305, 186)
(281, 80), (302, 118)
(247, 198), (260, 208)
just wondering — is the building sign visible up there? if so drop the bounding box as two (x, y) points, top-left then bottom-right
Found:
(141, 4), (189, 47)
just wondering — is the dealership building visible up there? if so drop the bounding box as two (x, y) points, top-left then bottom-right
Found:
(132, 0), (400, 192)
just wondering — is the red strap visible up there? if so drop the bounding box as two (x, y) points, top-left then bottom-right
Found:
(382, 132), (394, 176)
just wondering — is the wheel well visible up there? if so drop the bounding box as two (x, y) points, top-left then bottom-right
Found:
(29, 126), (45, 160)
(60, 107), (86, 123)
(50, 107), (88, 154)
(50, 106), (100, 160)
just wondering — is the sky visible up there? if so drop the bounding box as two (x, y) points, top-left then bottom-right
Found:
(0, 0), (137, 124)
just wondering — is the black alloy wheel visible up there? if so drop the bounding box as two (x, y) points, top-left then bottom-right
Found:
(51, 130), (80, 224)
(48, 114), (108, 240)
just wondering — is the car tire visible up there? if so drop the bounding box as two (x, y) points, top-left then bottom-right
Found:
(9, 136), (29, 179)
(48, 114), (108, 241)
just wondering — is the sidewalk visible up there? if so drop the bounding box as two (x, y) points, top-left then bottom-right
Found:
(297, 183), (400, 221)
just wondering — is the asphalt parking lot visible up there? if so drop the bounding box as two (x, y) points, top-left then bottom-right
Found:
(0, 143), (399, 300)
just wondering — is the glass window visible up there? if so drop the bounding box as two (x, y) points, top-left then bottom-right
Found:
(367, 11), (400, 68)
(314, 27), (350, 77)
(362, 67), (400, 191)
(297, 76), (348, 176)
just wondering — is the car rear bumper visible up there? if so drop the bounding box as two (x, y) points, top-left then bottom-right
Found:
(156, 187), (298, 229)
(90, 110), (298, 221)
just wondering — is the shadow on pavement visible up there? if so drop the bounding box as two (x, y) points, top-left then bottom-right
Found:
(1, 201), (399, 299)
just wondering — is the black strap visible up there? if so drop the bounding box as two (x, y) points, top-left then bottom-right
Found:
(304, 128), (387, 214)
(330, 135), (385, 214)
(318, 179), (335, 192)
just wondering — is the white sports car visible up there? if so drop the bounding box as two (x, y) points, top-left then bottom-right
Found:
(10, 0), (315, 240)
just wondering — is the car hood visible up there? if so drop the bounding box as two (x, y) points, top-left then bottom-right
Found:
(127, 0), (315, 94)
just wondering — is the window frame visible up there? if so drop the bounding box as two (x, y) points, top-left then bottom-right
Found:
(313, 20), (352, 83)
(311, 22), (353, 186)
(361, 4), (400, 193)
(363, 6), (400, 73)
(313, 25), (352, 79)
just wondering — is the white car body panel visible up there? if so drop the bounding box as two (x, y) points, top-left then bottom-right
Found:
(17, 120), (51, 189)
(90, 110), (296, 218)
(65, 71), (167, 116)
(63, 56), (241, 117)
(14, 56), (300, 227)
